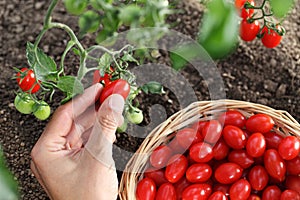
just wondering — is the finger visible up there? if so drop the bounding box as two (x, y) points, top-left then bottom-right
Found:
(83, 94), (124, 167)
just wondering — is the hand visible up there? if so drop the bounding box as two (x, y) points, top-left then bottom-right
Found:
(30, 84), (124, 200)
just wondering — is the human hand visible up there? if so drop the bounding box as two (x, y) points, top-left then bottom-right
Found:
(30, 84), (124, 200)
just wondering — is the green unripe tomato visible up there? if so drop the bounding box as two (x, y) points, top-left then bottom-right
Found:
(63, 0), (88, 15)
(14, 94), (35, 114)
(33, 101), (51, 120)
(117, 120), (128, 133)
(126, 108), (143, 125)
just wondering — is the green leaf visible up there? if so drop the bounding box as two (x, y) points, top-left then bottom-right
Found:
(122, 54), (139, 65)
(98, 53), (112, 69)
(198, 0), (239, 59)
(26, 42), (57, 82)
(0, 148), (19, 200)
(57, 76), (84, 96)
(141, 81), (164, 94)
(118, 5), (141, 26)
(269, 0), (295, 18)
(63, 0), (88, 15)
(79, 10), (101, 35)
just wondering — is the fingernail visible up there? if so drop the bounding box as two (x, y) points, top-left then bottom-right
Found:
(108, 94), (125, 113)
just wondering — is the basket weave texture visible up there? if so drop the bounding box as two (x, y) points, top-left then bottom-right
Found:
(119, 99), (300, 200)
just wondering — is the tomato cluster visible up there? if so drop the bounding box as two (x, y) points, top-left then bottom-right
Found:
(236, 0), (283, 48)
(136, 110), (300, 200)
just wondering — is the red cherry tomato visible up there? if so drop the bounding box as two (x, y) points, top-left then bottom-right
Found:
(264, 149), (286, 182)
(222, 125), (247, 149)
(228, 149), (254, 169)
(182, 184), (212, 200)
(285, 175), (300, 193)
(213, 184), (230, 197)
(167, 137), (186, 154)
(246, 114), (275, 133)
(246, 132), (266, 157)
(191, 121), (207, 135)
(229, 179), (251, 200)
(176, 128), (202, 149)
(92, 70), (113, 85)
(165, 154), (188, 183)
(278, 136), (300, 160)
(144, 167), (168, 187)
(218, 110), (246, 128)
(202, 120), (222, 144)
(186, 163), (212, 183)
(16, 68), (40, 93)
(150, 145), (172, 168)
(99, 79), (130, 103)
(280, 189), (300, 200)
(189, 142), (214, 163)
(208, 191), (228, 200)
(248, 194), (261, 200)
(214, 162), (243, 184)
(156, 183), (177, 200)
(262, 185), (281, 200)
(240, 19), (260, 42)
(264, 131), (283, 149)
(235, 0), (255, 19)
(213, 138), (230, 160)
(136, 177), (156, 200)
(261, 26), (282, 48)
(174, 177), (191, 200)
(248, 165), (269, 191)
(285, 155), (300, 175)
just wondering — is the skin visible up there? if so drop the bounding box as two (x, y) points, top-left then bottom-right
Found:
(30, 83), (124, 200)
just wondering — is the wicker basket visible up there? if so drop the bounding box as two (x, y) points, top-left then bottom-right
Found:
(119, 99), (300, 200)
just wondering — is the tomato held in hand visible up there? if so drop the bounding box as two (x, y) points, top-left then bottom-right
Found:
(156, 183), (177, 200)
(229, 179), (251, 200)
(248, 165), (269, 191)
(240, 19), (260, 42)
(264, 149), (286, 182)
(150, 145), (172, 169)
(246, 113), (274, 133)
(136, 177), (156, 200)
(182, 184), (212, 200)
(214, 162), (243, 184)
(278, 136), (300, 160)
(165, 154), (188, 183)
(99, 79), (130, 103)
(93, 70), (112, 85)
(16, 68), (40, 93)
(246, 132), (266, 158)
(261, 27), (282, 48)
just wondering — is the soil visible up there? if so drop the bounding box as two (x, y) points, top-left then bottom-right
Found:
(0, 0), (299, 199)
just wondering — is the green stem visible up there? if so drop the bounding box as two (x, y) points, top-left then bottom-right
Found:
(44, 0), (59, 27)
(58, 41), (75, 77)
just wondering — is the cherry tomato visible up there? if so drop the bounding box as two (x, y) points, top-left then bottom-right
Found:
(285, 155), (300, 175)
(264, 149), (286, 182)
(182, 184), (212, 200)
(280, 189), (300, 200)
(33, 101), (51, 120)
(246, 114), (275, 133)
(14, 94), (35, 114)
(213, 184), (230, 197)
(240, 19), (260, 41)
(285, 175), (300, 193)
(222, 125), (247, 149)
(150, 145), (172, 169)
(261, 26), (282, 48)
(218, 110), (246, 128)
(248, 194), (261, 200)
(235, 0), (255, 19)
(165, 154), (188, 183)
(191, 121), (207, 135)
(229, 179), (251, 200)
(248, 165), (269, 191)
(202, 120), (222, 144)
(213, 138), (230, 160)
(189, 142), (214, 163)
(208, 191), (228, 200)
(262, 185), (281, 200)
(16, 68), (40, 93)
(228, 149), (254, 169)
(176, 128), (202, 149)
(174, 177), (191, 200)
(99, 79), (130, 103)
(167, 137), (186, 154)
(264, 131), (283, 149)
(126, 108), (144, 124)
(136, 177), (156, 200)
(144, 167), (168, 187)
(278, 136), (300, 160)
(93, 70), (112, 85)
(214, 162), (243, 184)
(186, 163), (212, 183)
(246, 132), (266, 157)
(156, 183), (177, 200)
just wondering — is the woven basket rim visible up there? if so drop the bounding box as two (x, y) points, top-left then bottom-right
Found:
(119, 99), (300, 200)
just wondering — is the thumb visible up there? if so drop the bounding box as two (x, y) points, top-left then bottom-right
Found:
(83, 94), (124, 167)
